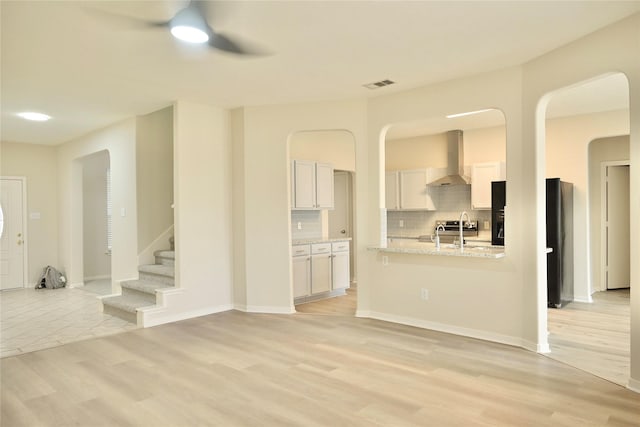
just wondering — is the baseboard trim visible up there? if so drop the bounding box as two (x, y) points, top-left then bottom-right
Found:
(627, 377), (640, 394)
(234, 304), (296, 314)
(360, 311), (524, 349)
(521, 340), (550, 353)
(573, 296), (593, 303)
(141, 304), (233, 328)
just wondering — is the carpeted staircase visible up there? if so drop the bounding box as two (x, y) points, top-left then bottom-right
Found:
(102, 249), (175, 325)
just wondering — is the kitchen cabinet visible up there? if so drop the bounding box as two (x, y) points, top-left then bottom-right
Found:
(471, 162), (506, 210)
(331, 241), (350, 290)
(400, 169), (429, 209)
(385, 168), (446, 210)
(385, 171), (400, 210)
(292, 240), (350, 302)
(292, 245), (311, 298)
(292, 160), (334, 210)
(311, 243), (332, 294)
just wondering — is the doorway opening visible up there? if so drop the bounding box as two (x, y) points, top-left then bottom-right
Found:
(81, 150), (113, 295)
(289, 130), (356, 315)
(541, 73), (631, 386)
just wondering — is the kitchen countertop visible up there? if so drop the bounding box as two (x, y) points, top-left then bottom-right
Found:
(370, 240), (505, 259)
(371, 239), (553, 258)
(293, 237), (352, 245)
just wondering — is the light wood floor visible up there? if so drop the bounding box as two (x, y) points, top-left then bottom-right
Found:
(2, 306), (639, 426)
(295, 286), (357, 316)
(547, 289), (631, 387)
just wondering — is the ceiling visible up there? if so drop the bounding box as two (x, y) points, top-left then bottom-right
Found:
(1, 1), (638, 145)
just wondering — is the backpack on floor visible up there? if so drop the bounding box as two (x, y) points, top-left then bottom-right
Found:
(36, 266), (67, 289)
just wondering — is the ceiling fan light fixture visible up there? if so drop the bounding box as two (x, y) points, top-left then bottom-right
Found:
(170, 25), (209, 43)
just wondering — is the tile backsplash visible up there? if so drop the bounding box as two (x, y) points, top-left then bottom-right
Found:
(291, 210), (323, 240)
(387, 185), (491, 237)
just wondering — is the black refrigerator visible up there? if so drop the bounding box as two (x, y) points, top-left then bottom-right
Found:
(491, 179), (573, 308)
(546, 178), (573, 308)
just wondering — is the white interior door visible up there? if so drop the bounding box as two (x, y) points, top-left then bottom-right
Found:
(605, 165), (630, 290)
(0, 178), (26, 290)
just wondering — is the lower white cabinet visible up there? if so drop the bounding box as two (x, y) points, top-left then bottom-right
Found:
(311, 243), (332, 294)
(292, 240), (350, 301)
(292, 245), (311, 298)
(331, 241), (350, 290)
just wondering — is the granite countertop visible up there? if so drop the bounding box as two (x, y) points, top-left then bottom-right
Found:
(369, 240), (506, 259)
(293, 237), (352, 245)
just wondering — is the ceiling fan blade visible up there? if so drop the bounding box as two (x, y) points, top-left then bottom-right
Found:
(208, 32), (271, 56)
(84, 6), (170, 30)
(208, 32), (247, 54)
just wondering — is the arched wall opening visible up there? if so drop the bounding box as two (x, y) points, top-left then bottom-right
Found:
(379, 109), (506, 247)
(81, 150), (112, 292)
(287, 129), (357, 310)
(538, 72), (631, 386)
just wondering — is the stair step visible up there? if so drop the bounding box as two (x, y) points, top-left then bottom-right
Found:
(138, 264), (175, 285)
(122, 279), (172, 296)
(154, 250), (175, 266)
(102, 295), (155, 324)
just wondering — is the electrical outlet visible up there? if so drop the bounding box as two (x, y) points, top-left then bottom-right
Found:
(421, 288), (429, 300)
(484, 220), (490, 229)
(382, 255), (389, 266)
(399, 219), (404, 228)
(297, 222), (302, 230)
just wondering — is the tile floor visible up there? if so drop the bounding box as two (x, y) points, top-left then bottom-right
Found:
(1, 280), (137, 358)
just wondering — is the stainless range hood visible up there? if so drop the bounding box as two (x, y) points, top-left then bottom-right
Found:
(428, 129), (471, 186)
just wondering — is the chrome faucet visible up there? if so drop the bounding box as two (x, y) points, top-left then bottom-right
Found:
(459, 211), (470, 252)
(433, 224), (445, 250)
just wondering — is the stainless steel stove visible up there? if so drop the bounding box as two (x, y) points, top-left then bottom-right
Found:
(419, 219), (478, 243)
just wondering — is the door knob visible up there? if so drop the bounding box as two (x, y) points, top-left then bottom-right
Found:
(340, 229), (346, 234)
(17, 233), (22, 237)
(17, 239), (23, 245)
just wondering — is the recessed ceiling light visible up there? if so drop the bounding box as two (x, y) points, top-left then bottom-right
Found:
(17, 112), (51, 121)
(446, 108), (494, 119)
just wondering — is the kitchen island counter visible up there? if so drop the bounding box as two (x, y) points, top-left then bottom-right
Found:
(370, 240), (506, 259)
(292, 237), (352, 245)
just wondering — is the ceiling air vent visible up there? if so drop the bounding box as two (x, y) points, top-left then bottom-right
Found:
(363, 79), (395, 90)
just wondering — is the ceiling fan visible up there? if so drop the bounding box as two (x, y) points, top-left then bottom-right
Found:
(89, 0), (266, 56)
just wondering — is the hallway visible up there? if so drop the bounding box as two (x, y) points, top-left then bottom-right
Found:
(546, 289), (630, 387)
(0, 282), (137, 358)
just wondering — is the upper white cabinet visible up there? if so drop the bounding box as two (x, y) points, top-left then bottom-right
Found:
(399, 169), (429, 210)
(386, 168), (446, 210)
(314, 162), (334, 209)
(292, 160), (334, 210)
(385, 171), (400, 210)
(471, 161), (506, 210)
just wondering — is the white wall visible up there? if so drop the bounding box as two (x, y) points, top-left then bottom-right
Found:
(545, 109), (630, 301)
(385, 133), (448, 171)
(0, 141), (59, 284)
(136, 106), (174, 253)
(588, 135), (630, 292)
(233, 99), (367, 313)
(57, 118), (138, 287)
(146, 100), (233, 324)
(82, 150), (110, 280)
(367, 67), (528, 347)
(290, 130), (356, 171)
(386, 125), (506, 172)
